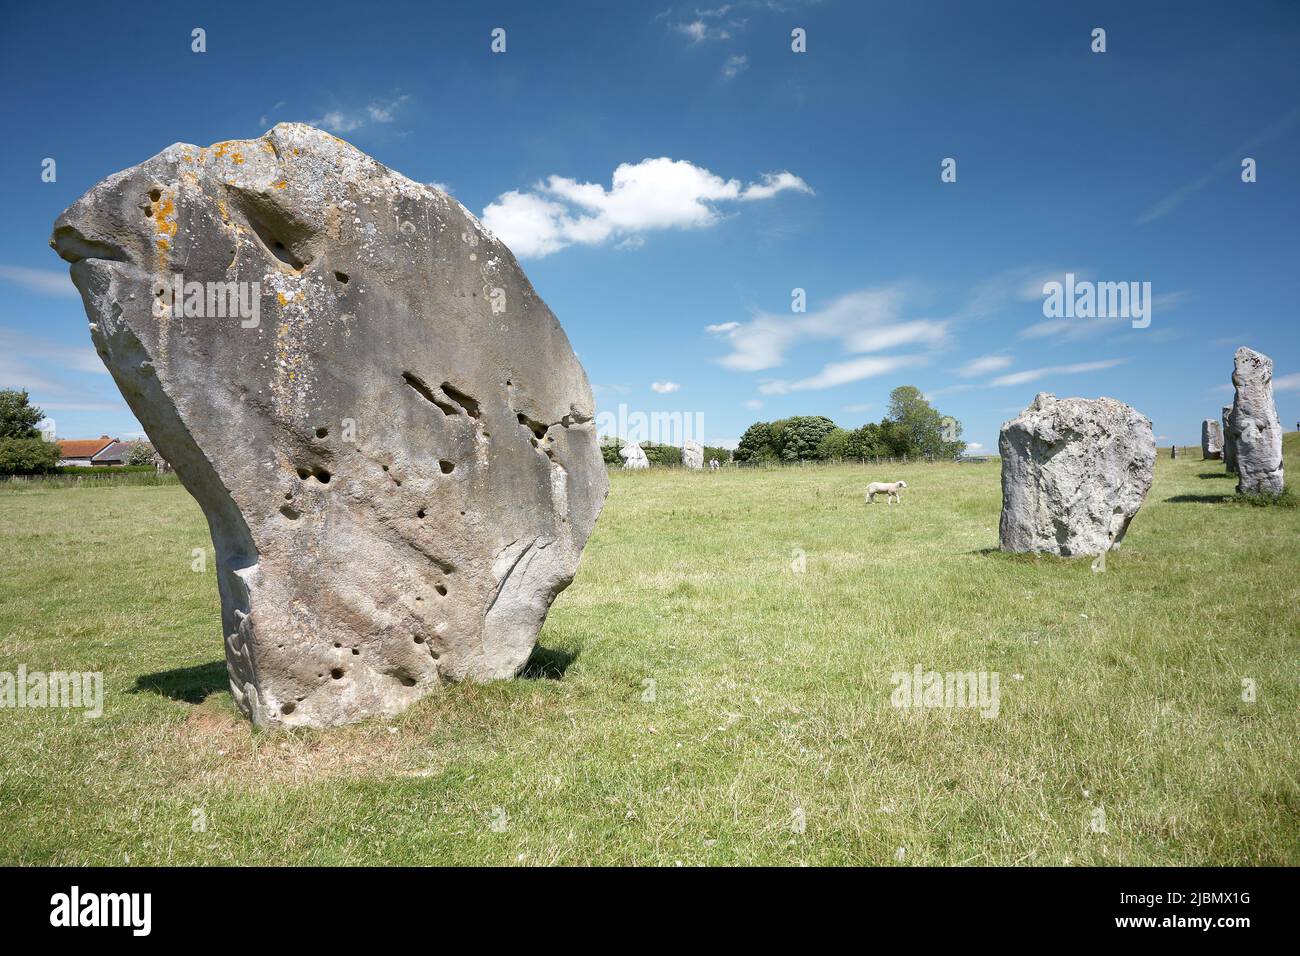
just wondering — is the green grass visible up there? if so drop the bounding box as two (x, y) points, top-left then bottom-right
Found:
(1, 436), (1297, 866)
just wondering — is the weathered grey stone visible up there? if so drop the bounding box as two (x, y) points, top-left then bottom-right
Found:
(51, 124), (608, 728)
(999, 392), (1155, 556)
(1227, 347), (1284, 495)
(1201, 419), (1222, 459)
(619, 441), (649, 469)
(1222, 404), (1236, 473)
(683, 440), (703, 470)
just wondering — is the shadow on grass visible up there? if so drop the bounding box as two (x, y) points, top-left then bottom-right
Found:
(1165, 494), (1232, 504)
(133, 660), (228, 704)
(520, 645), (578, 680)
(1197, 472), (1233, 479)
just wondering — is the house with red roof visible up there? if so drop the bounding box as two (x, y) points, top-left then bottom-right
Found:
(56, 436), (127, 467)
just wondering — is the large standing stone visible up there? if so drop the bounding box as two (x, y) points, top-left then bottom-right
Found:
(682, 440), (704, 470)
(619, 442), (649, 469)
(1227, 347), (1284, 495)
(1201, 419), (1223, 459)
(51, 125), (608, 728)
(999, 392), (1155, 556)
(1222, 405), (1236, 473)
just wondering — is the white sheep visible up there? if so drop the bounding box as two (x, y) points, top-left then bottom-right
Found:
(866, 480), (907, 504)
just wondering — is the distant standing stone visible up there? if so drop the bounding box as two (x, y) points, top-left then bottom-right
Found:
(999, 392), (1155, 556)
(1201, 419), (1223, 459)
(1227, 347), (1285, 495)
(708, 458), (720, 471)
(1171, 445), (1178, 459)
(620, 442), (650, 470)
(1222, 405), (1236, 473)
(683, 439), (704, 470)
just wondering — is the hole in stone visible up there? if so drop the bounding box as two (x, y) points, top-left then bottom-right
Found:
(280, 702), (296, 715)
(279, 503), (301, 520)
(330, 668), (344, 680)
(315, 469), (331, 484)
(284, 492), (293, 500)
(351, 648), (360, 655)
(145, 208), (153, 218)
(296, 467), (310, 480)
(315, 426), (328, 438)
(435, 583), (447, 597)
(439, 460), (454, 474)
(382, 464), (389, 471)
(413, 635), (425, 644)
(334, 642), (342, 648)
(398, 675), (416, 687)
(149, 188), (161, 202)
(417, 509), (426, 519)
(334, 271), (349, 283)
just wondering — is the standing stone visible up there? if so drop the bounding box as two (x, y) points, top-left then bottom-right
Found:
(999, 392), (1155, 556)
(619, 442), (650, 469)
(683, 439), (704, 470)
(51, 125), (608, 728)
(1170, 445), (1178, 459)
(1222, 405), (1236, 473)
(1227, 347), (1284, 495)
(1201, 419), (1222, 459)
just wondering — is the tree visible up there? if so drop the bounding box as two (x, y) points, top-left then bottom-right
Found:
(773, 416), (837, 462)
(0, 437), (60, 475)
(0, 389), (45, 440)
(886, 386), (966, 459)
(734, 421), (777, 463)
(816, 427), (850, 461)
(127, 440), (157, 466)
(0, 389), (59, 474)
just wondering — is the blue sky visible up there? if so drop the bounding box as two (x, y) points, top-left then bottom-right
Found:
(2, 0), (1297, 451)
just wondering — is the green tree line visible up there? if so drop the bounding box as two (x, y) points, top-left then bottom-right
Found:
(734, 386), (967, 464)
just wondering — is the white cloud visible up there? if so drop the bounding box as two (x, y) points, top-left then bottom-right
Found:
(966, 442), (985, 452)
(743, 399), (763, 409)
(723, 54), (749, 79)
(427, 181), (453, 195)
(310, 94), (408, 135)
(841, 403), (873, 413)
(705, 321), (740, 334)
(957, 354), (1013, 378)
(651, 381), (681, 393)
(1274, 372), (1300, 392)
(481, 157), (812, 258)
(759, 354), (925, 395)
(989, 359), (1127, 388)
(0, 264), (79, 298)
(716, 286), (943, 373)
(0, 329), (108, 376)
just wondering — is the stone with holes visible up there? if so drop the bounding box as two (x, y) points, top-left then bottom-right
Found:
(683, 439), (704, 470)
(1226, 347), (1284, 496)
(1201, 418), (1222, 459)
(51, 124), (608, 728)
(998, 392), (1155, 556)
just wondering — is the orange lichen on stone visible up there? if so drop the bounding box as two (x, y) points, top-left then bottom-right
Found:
(273, 180), (287, 190)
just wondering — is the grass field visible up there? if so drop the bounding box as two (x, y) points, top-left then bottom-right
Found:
(1, 437), (1297, 866)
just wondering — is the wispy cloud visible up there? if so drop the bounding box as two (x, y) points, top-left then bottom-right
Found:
(309, 93), (409, 135)
(710, 286), (943, 374)
(482, 157), (811, 258)
(759, 354), (926, 395)
(957, 354), (1012, 378)
(1274, 372), (1300, 392)
(723, 54), (749, 79)
(1137, 108), (1300, 224)
(651, 381), (681, 393)
(989, 359), (1127, 388)
(0, 264), (79, 298)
